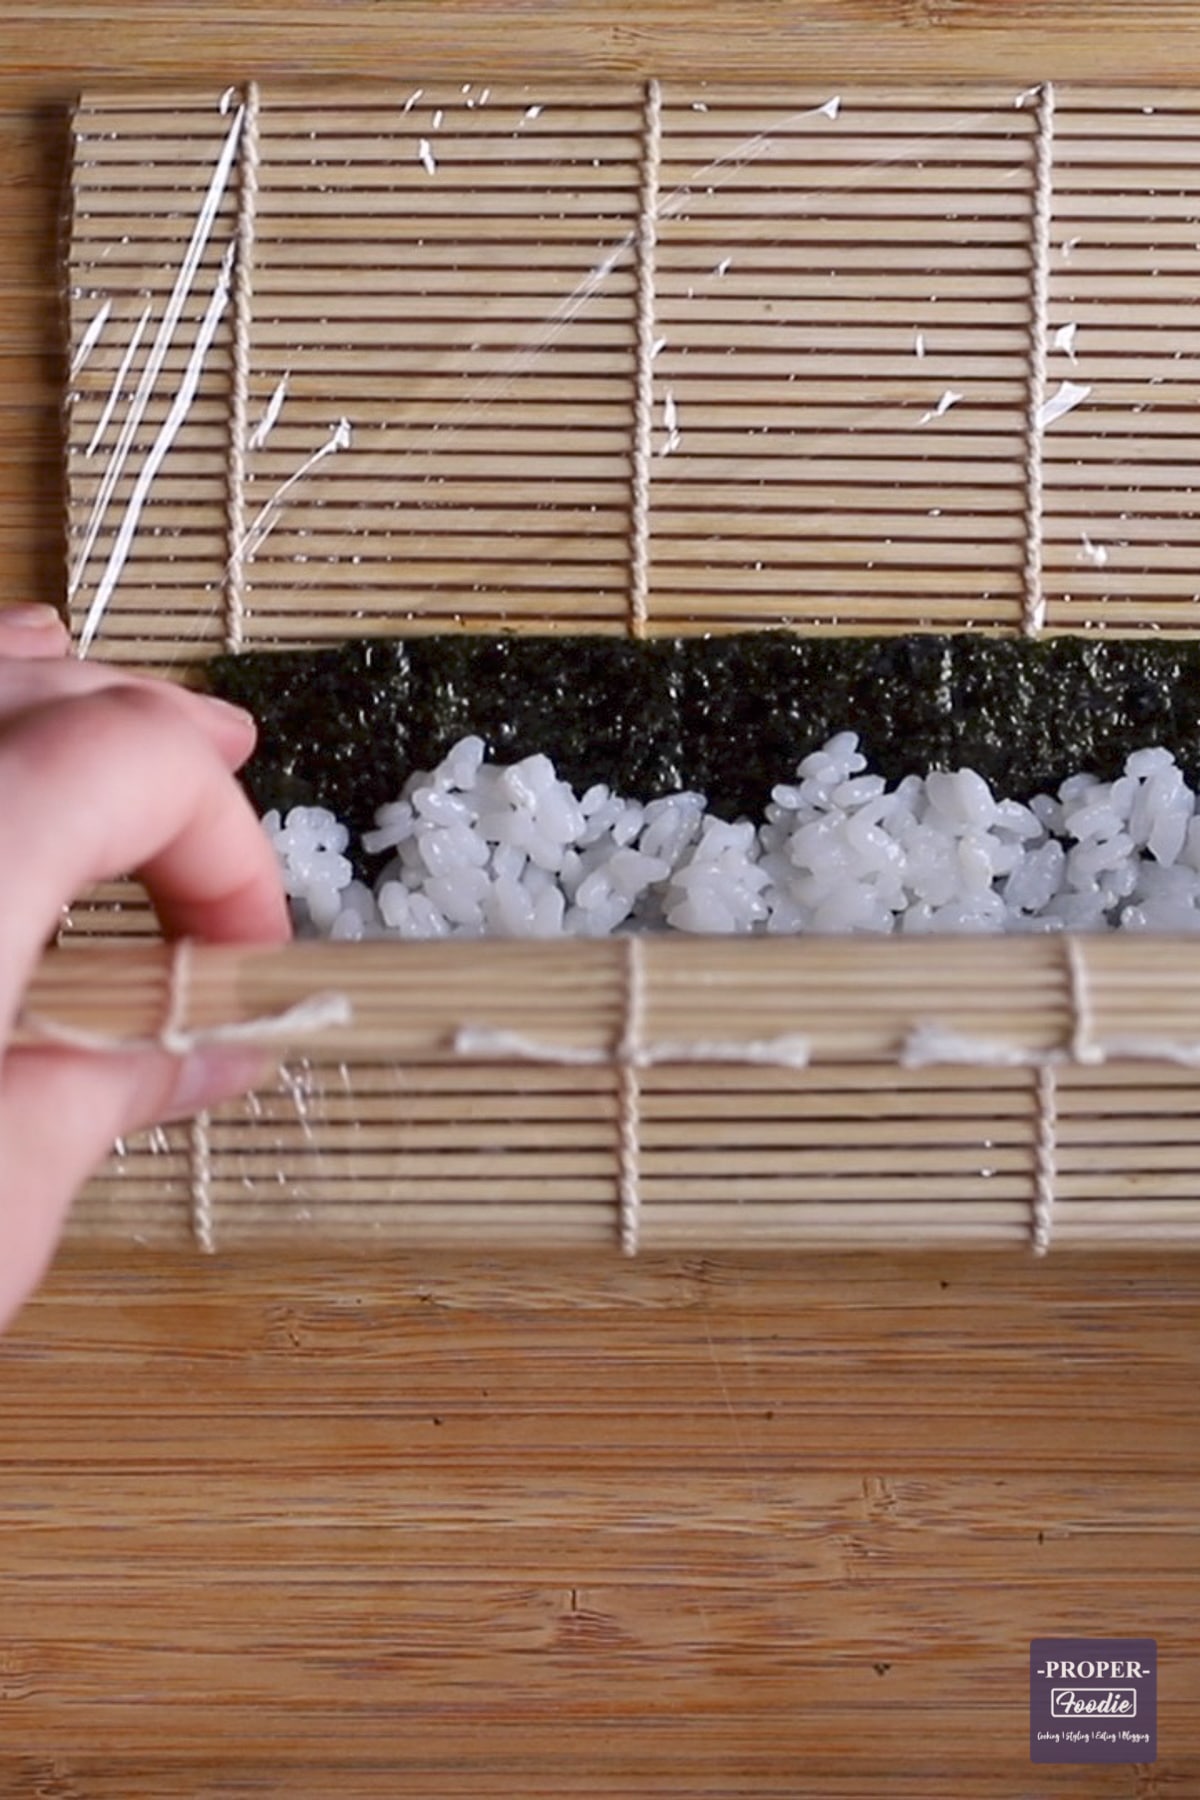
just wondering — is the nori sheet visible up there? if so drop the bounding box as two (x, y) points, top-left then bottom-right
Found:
(207, 634), (1200, 874)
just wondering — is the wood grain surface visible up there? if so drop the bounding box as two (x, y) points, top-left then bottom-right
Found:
(5, 5), (1200, 1793)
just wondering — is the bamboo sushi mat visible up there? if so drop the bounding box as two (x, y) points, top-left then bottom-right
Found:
(69, 79), (1200, 650)
(56, 78), (1200, 1254)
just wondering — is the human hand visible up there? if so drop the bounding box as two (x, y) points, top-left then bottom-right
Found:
(0, 604), (290, 1328)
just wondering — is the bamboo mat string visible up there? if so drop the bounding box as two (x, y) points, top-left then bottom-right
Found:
(628, 76), (662, 641)
(1021, 79), (1055, 638)
(1031, 937), (1096, 1256)
(164, 939), (215, 1254)
(617, 934), (646, 1257)
(224, 78), (261, 655)
(1031, 1064), (1057, 1256)
(205, 75), (261, 1243)
(189, 1114), (216, 1256)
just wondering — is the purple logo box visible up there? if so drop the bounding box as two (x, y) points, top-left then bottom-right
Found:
(1031, 1638), (1156, 1763)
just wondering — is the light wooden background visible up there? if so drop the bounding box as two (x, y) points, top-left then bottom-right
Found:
(4, 5), (1200, 1794)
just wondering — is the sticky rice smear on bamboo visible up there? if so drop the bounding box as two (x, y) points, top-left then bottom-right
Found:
(263, 733), (1200, 940)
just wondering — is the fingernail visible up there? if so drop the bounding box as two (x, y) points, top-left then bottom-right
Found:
(2, 603), (66, 631)
(167, 1047), (275, 1120)
(201, 692), (256, 730)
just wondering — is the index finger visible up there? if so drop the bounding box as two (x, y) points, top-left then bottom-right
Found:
(0, 683), (289, 1036)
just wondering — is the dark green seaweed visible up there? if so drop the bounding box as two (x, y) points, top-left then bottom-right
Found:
(210, 639), (413, 834)
(207, 634), (1200, 876)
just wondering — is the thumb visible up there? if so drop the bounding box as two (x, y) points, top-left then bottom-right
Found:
(0, 1042), (269, 1328)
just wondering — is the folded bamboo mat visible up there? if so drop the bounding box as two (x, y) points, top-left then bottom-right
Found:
(56, 77), (1200, 1254)
(30, 927), (1200, 1255)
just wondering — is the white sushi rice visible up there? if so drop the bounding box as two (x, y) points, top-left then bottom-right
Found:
(262, 733), (1200, 939)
